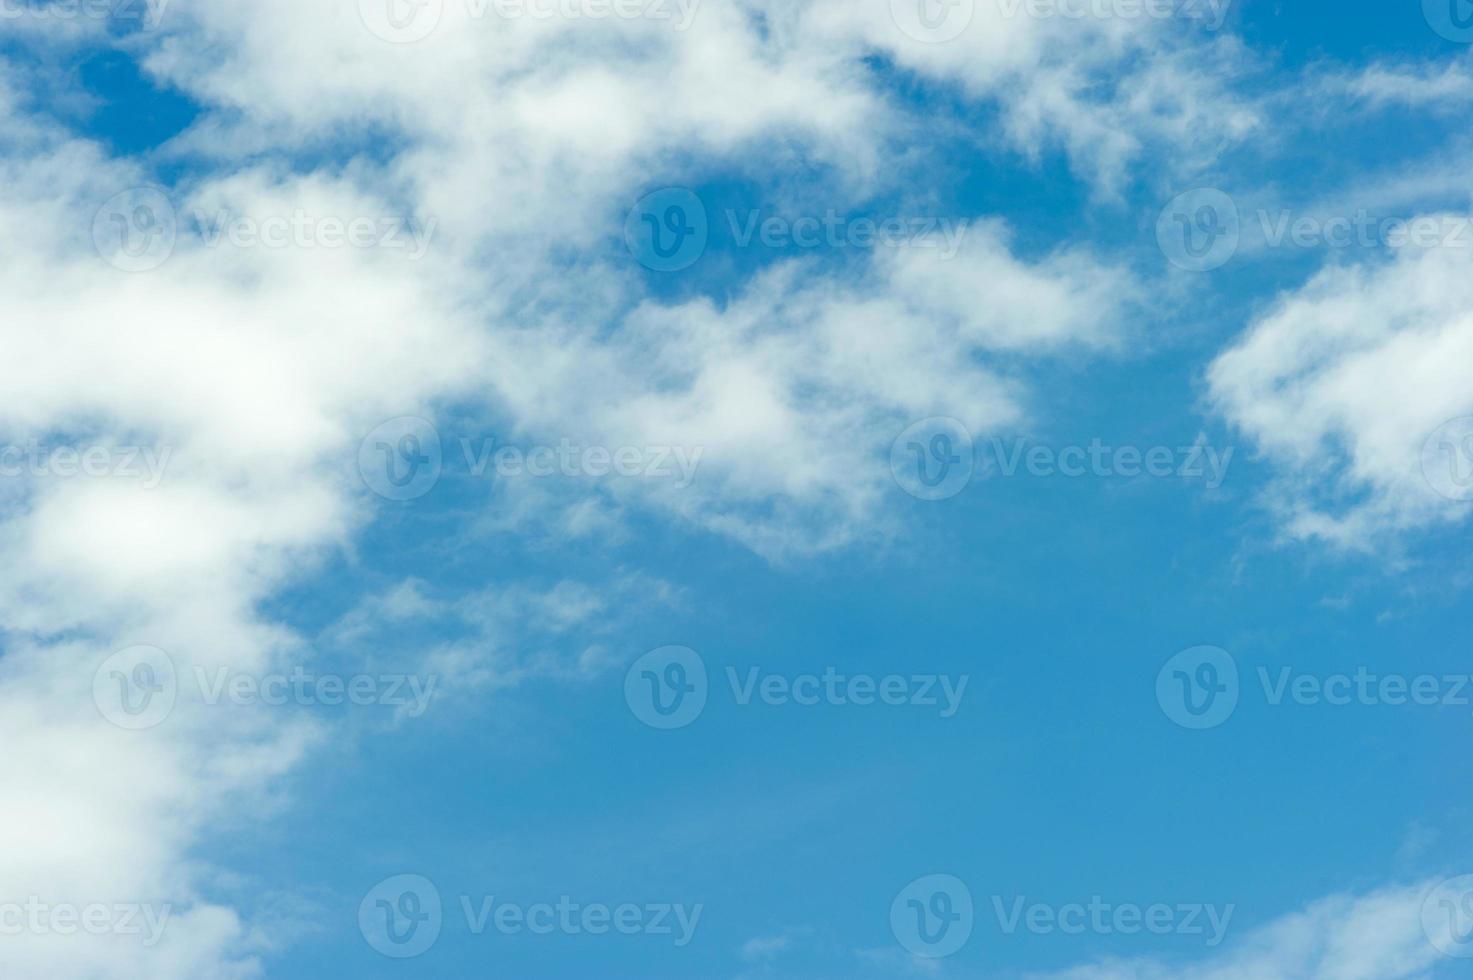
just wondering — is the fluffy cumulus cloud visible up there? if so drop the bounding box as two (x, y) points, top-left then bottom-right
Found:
(1209, 237), (1473, 548)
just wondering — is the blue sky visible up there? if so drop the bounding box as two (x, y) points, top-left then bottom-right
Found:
(4, 1), (1473, 978)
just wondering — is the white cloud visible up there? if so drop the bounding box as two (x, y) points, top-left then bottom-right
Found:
(1208, 234), (1473, 548)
